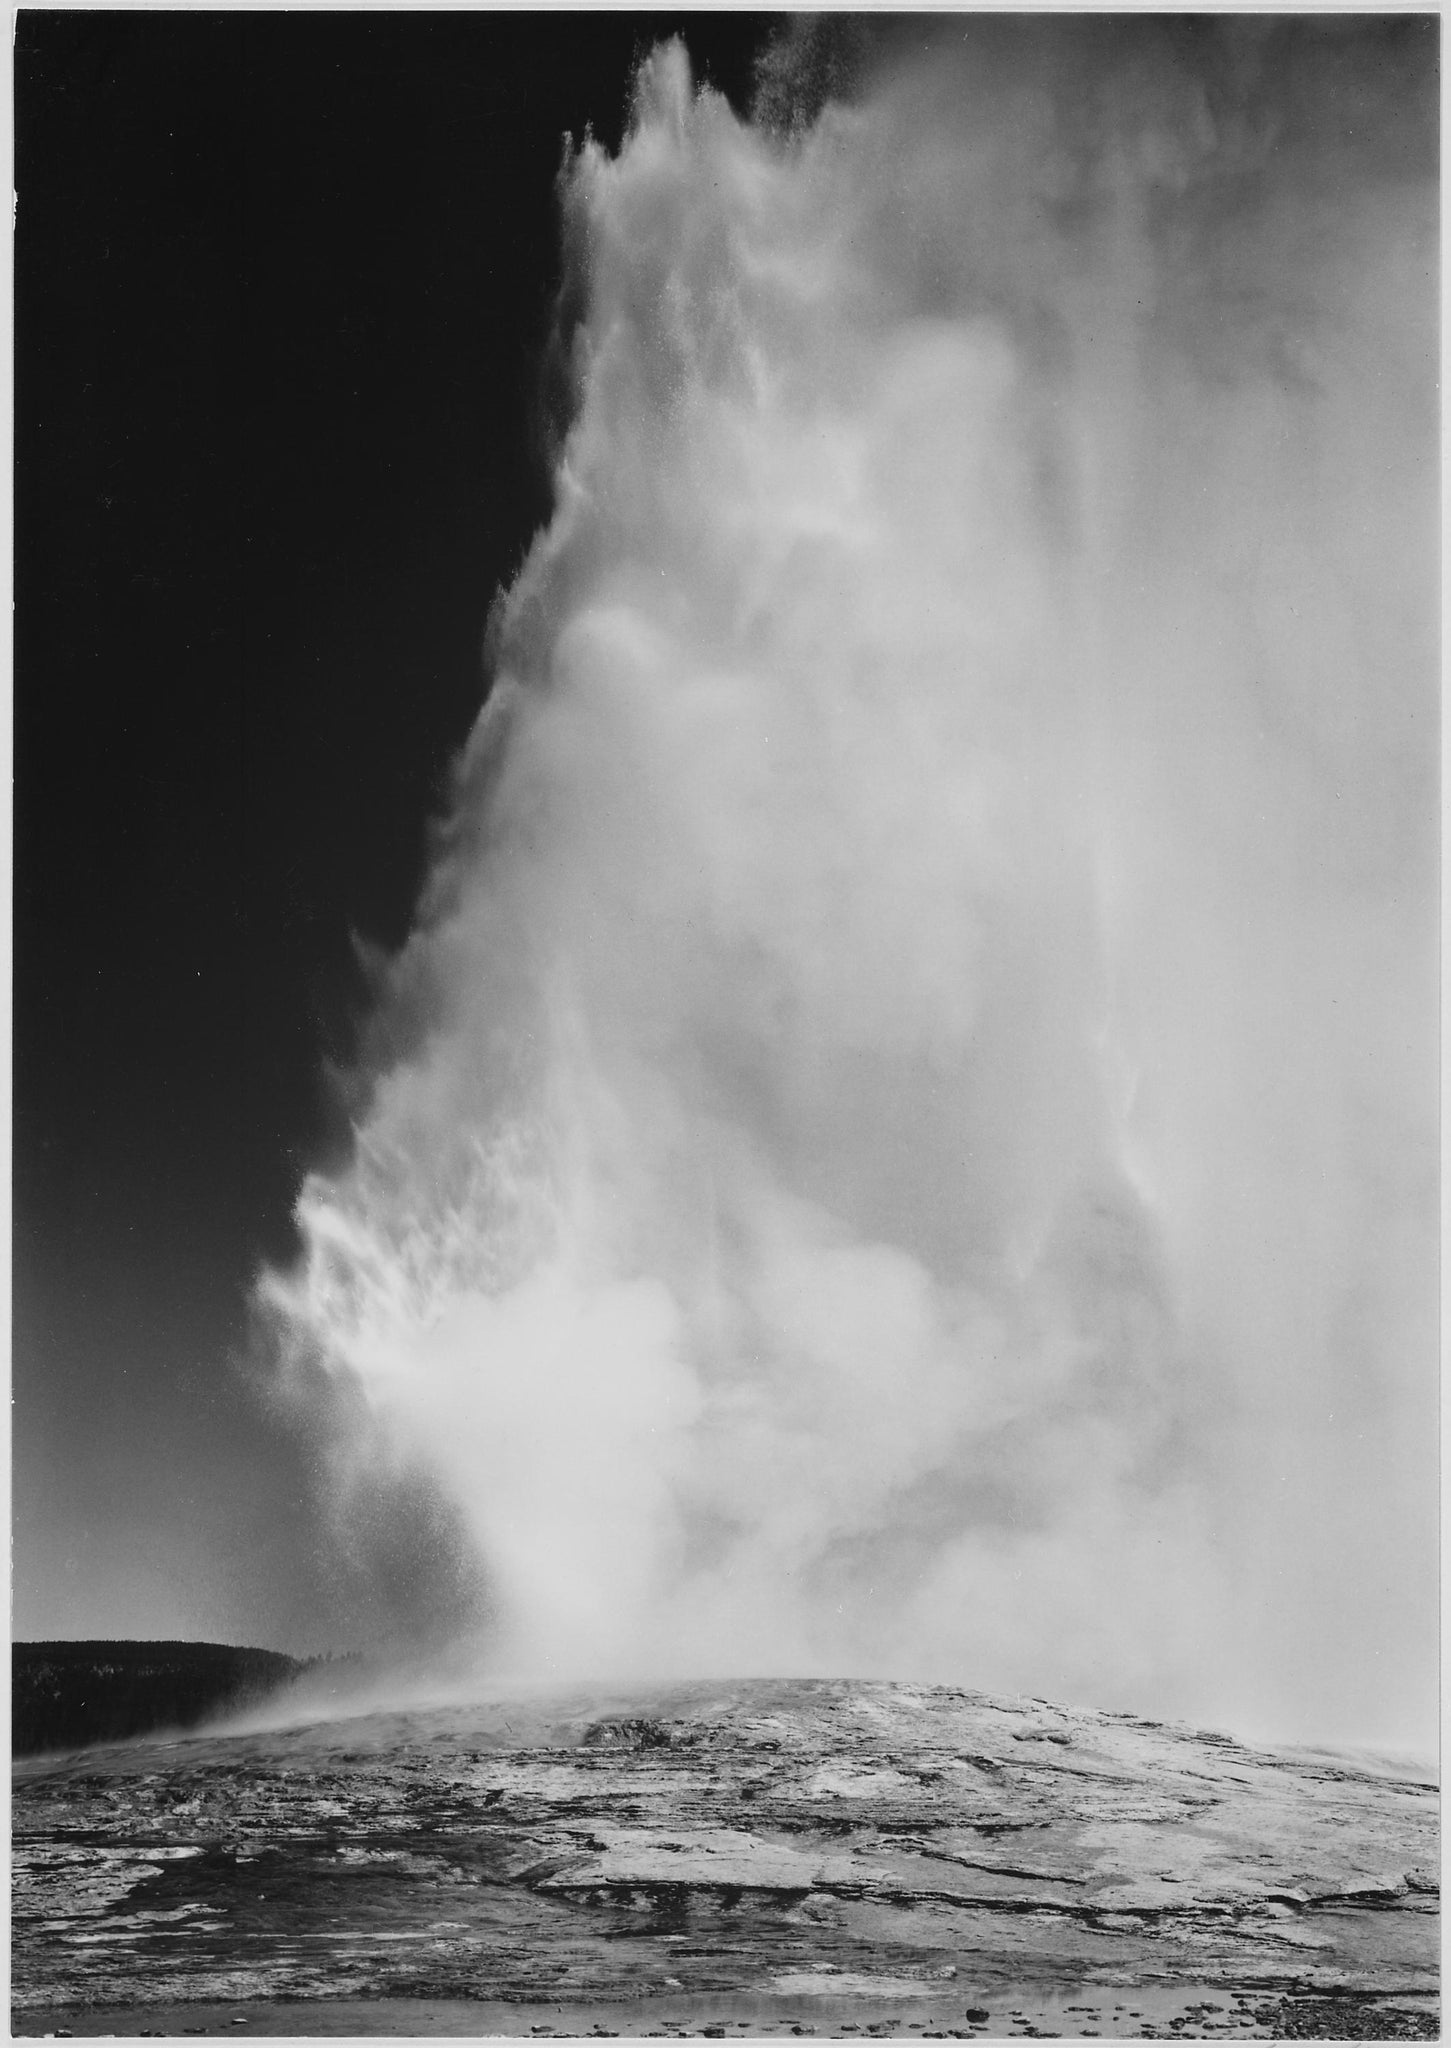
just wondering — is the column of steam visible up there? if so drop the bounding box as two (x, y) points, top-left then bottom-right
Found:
(256, 26), (1438, 1744)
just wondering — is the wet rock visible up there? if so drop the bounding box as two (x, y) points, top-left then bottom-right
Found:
(10, 1678), (1438, 2037)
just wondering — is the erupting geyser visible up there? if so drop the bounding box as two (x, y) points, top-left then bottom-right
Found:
(258, 21), (1437, 1748)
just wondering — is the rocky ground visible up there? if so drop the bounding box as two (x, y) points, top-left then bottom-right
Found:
(10, 1678), (1438, 2039)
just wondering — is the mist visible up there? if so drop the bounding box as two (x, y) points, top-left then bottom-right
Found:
(257, 18), (1438, 1753)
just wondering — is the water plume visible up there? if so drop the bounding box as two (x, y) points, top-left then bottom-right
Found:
(258, 20), (1438, 1749)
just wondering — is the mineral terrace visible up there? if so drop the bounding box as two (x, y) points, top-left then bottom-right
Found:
(11, 1678), (1438, 2038)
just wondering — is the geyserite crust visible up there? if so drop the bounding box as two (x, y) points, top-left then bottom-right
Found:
(11, 1679), (1438, 2037)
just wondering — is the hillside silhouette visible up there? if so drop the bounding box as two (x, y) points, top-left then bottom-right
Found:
(12, 1640), (309, 1755)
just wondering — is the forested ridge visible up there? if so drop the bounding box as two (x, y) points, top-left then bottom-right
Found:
(12, 1640), (310, 1755)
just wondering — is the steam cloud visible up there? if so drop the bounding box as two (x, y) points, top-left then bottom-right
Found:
(259, 21), (1438, 1749)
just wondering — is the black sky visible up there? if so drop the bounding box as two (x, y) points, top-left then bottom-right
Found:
(13, 10), (777, 1650)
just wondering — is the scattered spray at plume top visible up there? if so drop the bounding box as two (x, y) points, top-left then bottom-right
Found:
(260, 19), (1438, 1749)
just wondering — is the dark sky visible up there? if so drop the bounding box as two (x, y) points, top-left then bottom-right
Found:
(13, 9), (776, 1651)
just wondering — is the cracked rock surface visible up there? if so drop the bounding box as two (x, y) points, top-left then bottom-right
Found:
(11, 1678), (1438, 2038)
